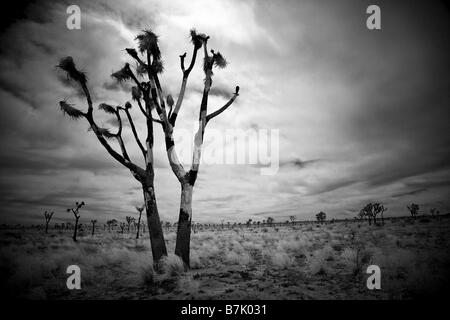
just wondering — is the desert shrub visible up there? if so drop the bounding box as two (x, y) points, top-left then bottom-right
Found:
(224, 251), (252, 265)
(141, 266), (156, 286)
(160, 254), (185, 277)
(177, 274), (200, 297)
(270, 251), (295, 268)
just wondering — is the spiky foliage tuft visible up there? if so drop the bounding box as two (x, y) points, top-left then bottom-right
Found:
(166, 94), (174, 107)
(150, 59), (164, 74)
(125, 48), (139, 60)
(57, 56), (87, 84)
(59, 101), (84, 119)
(135, 29), (161, 60)
(190, 29), (208, 49)
(88, 126), (116, 139)
(111, 63), (131, 82)
(213, 52), (227, 69)
(98, 103), (116, 114)
(131, 86), (142, 101)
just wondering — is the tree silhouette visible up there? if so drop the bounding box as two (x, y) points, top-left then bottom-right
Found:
(407, 203), (419, 219)
(126, 216), (135, 233)
(43, 211), (54, 234)
(56, 30), (171, 264)
(316, 211), (326, 224)
(125, 29), (239, 267)
(372, 203), (387, 225)
(91, 219), (97, 236)
(67, 201), (84, 241)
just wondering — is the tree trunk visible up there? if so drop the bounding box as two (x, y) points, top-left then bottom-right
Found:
(45, 222), (49, 234)
(175, 183), (194, 268)
(143, 185), (167, 265)
(91, 224), (95, 236)
(73, 217), (79, 242)
(136, 212), (142, 239)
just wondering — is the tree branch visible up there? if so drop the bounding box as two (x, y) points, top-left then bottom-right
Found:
(206, 87), (239, 124)
(169, 45), (201, 126)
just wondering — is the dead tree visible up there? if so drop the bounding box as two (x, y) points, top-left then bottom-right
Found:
(122, 29), (239, 267)
(91, 219), (97, 236)
(67, 201), (84, 242)
(56, 31), (170, 263)
(135, 205), (145, 239)
(43, 211), (54, 234)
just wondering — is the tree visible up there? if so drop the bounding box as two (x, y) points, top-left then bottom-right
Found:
(289, 216), (296, 223)
(67, 201), (85, 241)
(407, 203), (419, 219)
(43, 211), (54, 234)
(316, 211), (326, 224)
(106, 219), (117, 232)
(267, 217), (274, 227)
(91, 219), (97, 236)
(135, 205), (145, 239)
(125, 29), (239, 267)
(373, 203), (387, 225)
(126, 216), (135, 233)
(361, 203), (374, 225)
(119, 222), (125, 234)
(56, 30), (169, 264)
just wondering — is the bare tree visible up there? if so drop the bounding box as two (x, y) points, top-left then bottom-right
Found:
(67, 201), (84, 241)
(135, 205), (145, 239)
(43, 211), (54, 234)
(91, 219), (97, 236)
(121, 29), (239, 267)
(56, 30), (172, 264)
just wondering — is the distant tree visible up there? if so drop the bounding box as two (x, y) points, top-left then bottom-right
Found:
(407, 203), (419, 220)
(135, 205), (145, 239)
(43, 211), (54, 234)
(361, 203), (374, 225)
(91, 219), (97, 236)
(267, 217), (274, 226)
(289, 216), (296, 223)
(119, 222), (126, 234)
(372, 203), (387, 225)
(67, 201), (85, 241)
(246, 219), (252, 227)
(316, 211), (326, 224)
(126, 216), (135, 233)
(106, 219), (117, 232)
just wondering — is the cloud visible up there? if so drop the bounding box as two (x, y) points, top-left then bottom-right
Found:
(0, 0), (449, 224)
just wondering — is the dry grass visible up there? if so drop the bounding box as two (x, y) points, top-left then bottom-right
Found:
(0, 217), (449, 299)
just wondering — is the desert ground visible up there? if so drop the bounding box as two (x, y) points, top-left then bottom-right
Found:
(1, 216), (449, 300)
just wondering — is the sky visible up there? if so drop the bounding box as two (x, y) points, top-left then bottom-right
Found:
(0, 0), (448, 225)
